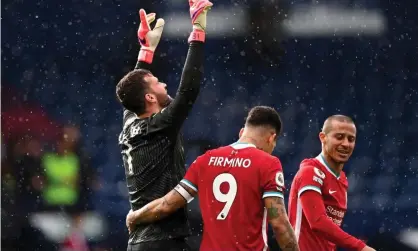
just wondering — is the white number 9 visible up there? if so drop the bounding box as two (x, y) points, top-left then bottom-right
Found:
(212, 173), (237, 220)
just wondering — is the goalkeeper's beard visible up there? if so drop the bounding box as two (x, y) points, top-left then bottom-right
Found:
(158, 93), (173, 108)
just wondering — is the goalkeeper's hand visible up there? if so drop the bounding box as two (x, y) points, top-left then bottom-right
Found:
(188, 0), (213, 43)
(137, 9), (165, 63)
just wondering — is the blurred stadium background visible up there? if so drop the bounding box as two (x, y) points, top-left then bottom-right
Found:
(2, 0), (417, 250)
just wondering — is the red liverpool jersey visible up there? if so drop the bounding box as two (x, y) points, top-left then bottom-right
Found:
(181, 142), (286, 251)
(288, 155), (349, 251)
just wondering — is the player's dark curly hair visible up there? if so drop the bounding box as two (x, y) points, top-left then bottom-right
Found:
(116, 69), (151, 115)
(245, 106), (283, 135)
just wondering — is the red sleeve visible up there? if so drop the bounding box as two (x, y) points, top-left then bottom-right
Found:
(297, 165), (326, 197)
(300, 191), (366, 251)
(181, 155), (204, 192)
(261, 157), (285, 199)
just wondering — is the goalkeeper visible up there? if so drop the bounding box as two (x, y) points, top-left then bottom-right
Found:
(115, 0), (212, 250)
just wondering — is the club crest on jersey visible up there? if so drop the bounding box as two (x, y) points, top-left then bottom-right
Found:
(314, 167), (326, 179)
(275, 172), (285, 188)
(130, 124), (142, 137)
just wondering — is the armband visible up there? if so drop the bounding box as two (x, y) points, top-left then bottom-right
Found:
(174, 184), (194, 203)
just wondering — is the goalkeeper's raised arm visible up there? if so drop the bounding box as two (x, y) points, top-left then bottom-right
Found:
(143, 0), (213, 133)
(117, 0), (212, 132)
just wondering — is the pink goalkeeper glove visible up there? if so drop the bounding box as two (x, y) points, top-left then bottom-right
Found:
(188, 0), (213, 43)
(137, 9), (165, 64)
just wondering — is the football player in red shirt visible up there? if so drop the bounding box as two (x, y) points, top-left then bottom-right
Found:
(288, 115), (375, 251)
(126, 106), (300, 251)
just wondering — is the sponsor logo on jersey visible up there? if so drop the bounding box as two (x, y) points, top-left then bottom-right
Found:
(326, 206), (345, 226)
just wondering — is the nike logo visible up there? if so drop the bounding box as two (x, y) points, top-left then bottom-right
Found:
(329, 190), (337, 194)
(139, 37), (147, 46)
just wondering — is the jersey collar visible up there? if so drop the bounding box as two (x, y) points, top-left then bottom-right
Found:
(315, 154), (341, 179)
(230, 142), (256, 150)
